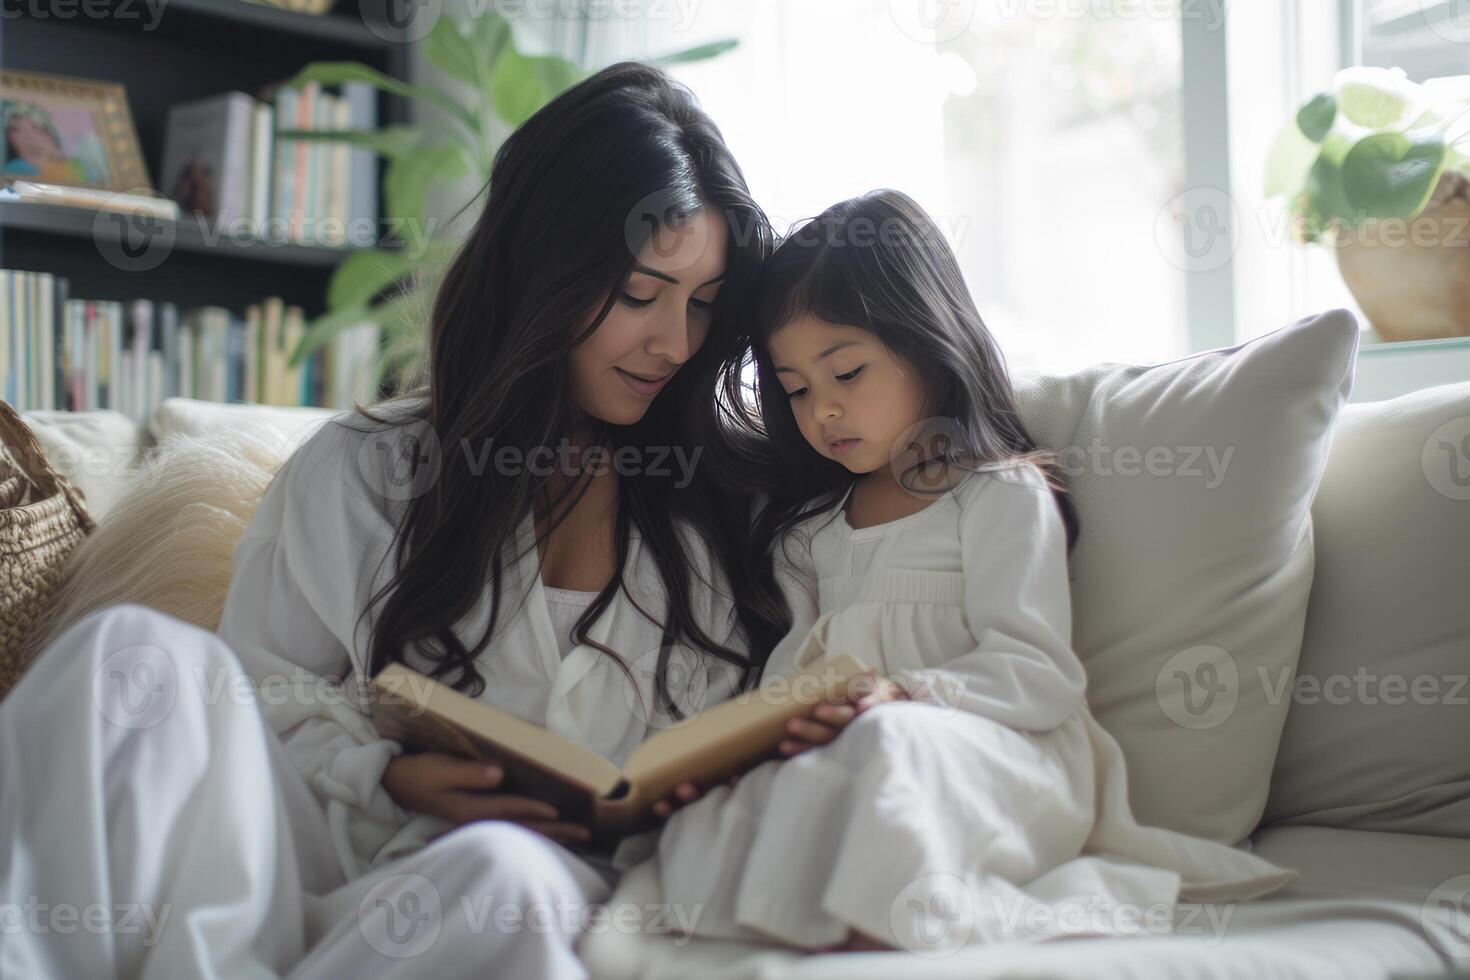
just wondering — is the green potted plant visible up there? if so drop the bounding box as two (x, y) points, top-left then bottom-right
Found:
(280, 15), (737, 391)
(1264, 66), (1470, 342)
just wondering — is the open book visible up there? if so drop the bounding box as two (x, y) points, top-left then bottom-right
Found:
(369, 652), (874, 847)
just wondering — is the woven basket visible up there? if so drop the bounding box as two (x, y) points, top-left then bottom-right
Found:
(0, 399), (96, 699)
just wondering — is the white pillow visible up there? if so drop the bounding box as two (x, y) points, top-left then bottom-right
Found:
(1264, 380), (1470, 837)
(21, 409), (150, 521)
(1012, 308), (1359, 844)
(149, 398), (338, 456)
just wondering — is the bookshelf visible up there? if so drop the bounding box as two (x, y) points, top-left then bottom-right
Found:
(1, 0), (412, 405)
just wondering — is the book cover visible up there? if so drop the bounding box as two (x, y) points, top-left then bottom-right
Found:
(369, 652), (873, 848)
(159, 92), (256, 231)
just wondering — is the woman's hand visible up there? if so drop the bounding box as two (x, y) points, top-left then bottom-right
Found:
(382, 752), (593, 847)
(649, 775), (742, 821)
(778, 670), (911, 758)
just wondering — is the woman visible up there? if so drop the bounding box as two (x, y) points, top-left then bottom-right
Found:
(0, 62), (794, 977)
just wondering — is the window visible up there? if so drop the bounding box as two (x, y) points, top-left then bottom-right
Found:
(646, 1), (1190, 372)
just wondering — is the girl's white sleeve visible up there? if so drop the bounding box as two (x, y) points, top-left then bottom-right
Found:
(215, 419), (411, 878)
(889, 464), (1088, 733)
(758, 525), (822, 684)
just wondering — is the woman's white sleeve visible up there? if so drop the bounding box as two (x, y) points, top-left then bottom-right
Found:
(889, 464), (1088, 733)
(215, 421), (410, 878)
(758, 527), (822, 684)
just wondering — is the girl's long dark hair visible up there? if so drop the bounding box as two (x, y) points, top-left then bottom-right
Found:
(329, 62), (789, 717)
(743, 188), (1080, 565)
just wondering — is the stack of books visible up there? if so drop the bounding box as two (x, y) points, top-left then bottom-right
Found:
(1, 269), (382, 417)
(159, 80), (379, 248)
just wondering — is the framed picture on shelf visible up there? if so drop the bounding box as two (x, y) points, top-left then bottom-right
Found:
(1, 69), (152, 193)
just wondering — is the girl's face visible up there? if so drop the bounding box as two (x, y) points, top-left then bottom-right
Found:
(768, 314), (928, 476)
(568, 206), (729, 427)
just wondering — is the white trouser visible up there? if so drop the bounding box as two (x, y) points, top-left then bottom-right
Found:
(0, 603), (614, 979)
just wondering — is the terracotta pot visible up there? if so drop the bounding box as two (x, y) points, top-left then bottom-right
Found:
(1334, 196), (1470, 343)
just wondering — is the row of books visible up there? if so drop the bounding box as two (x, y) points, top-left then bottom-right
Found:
(1, 269), (382, 418)
(159, 80), (378, 249)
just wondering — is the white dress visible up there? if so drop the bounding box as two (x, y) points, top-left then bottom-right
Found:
(0, 403), (747, 978)
(655, 461), (1300, 954)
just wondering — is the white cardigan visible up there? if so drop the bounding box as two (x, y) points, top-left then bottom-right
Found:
(215, 406), (749, 879)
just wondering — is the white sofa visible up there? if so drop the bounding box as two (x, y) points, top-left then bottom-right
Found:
(21, 309), (1470, 979)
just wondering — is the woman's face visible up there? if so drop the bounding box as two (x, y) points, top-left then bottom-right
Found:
(767, 314), (928, 476)
(568, 205), (729, 426)
(8, 116), (60, 165)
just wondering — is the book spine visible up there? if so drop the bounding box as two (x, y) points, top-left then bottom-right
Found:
(250, 103), (273, 237)
(17, 272), (30, 410)
(110, 302), (124, 413)
(84, 301), (98, 411)
(224, 93), (254, 232)
(293, 81), (317, 244)
(63, 300), (82, 411)
(36, 272), (54, 410)
(283, 305), (304, 406)
(177, 314), (193, 401)
(273, 87), (297, 243)
(343, 81), (379, 249)
(159, 302), (178, 401)
(243, 304), (260, 403)
(309, 92), (330, 246)
(51, 276), (68, 411)
(329, 94), (351, 247)
(213, 309), (229, 402)
(0, 271), (11, 406)
(129, 299), (153, 422)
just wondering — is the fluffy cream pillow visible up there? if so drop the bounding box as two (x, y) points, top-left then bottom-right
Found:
(1012, 308), (1359, 844)
(1264, 380), (1470, 837)
(27, 431), (287, 656)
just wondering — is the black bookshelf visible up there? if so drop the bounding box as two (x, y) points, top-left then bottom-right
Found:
(0, 0), (411, 316)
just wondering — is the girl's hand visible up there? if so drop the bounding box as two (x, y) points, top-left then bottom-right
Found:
(382, 752), (593, 847)
(778, 671), (912, 758)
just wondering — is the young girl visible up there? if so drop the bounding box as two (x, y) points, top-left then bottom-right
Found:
(652, 189), (1300, 956)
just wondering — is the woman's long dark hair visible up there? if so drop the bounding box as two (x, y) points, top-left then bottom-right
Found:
(743, 188), (1080, 564)
(332, 62), (789, 718)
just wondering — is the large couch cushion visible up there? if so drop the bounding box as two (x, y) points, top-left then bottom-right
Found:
(20, 409), (148, 521)
(1264, 380), (1470, 838)
(1011, 309), (1359, 844)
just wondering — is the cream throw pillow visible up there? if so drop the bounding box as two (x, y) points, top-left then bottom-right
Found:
(1265, 380), (1470, 837)
(1012, 308), (1359, 843)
